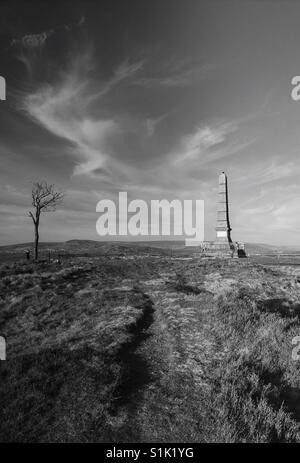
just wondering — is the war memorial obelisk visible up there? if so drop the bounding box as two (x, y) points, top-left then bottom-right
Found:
(215, 171), (233, 248)
(200, 172), (236, 255)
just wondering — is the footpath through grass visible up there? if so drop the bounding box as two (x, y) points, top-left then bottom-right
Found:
(0, 252), (300, 442)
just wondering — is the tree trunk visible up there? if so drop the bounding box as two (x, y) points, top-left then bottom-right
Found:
(34, 221), (39, 260)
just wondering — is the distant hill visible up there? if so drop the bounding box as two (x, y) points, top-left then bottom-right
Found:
(0, 239), (184, 253)
(1, 239), (300, 256)
(0, 240), (181, 259)
(245, 243), (300, 255)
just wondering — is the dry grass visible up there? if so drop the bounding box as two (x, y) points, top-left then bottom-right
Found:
(0, 257), (156, 442)
(210, 289), (300, 442)
(1, 251), (300, 442)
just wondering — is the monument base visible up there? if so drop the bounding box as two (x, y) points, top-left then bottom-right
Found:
(199, 240), (236, 257)
(198, 241), (247, 257)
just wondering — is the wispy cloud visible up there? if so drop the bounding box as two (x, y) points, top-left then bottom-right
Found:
(11, 30), (54, 49)
(135, 59), (216, 88)
(234, 158), (300, 189)
(10, 16), (86, 75)
(11, 16), (86, 49)
(22, 49), (146, 176)
(24, 77), (117, 175)
(172, 122), (248, 167)
(11, 29), (54, 75)
(145, 112), (169, 136)
(178, 123), (236, 161)
(91, 59), (144, 100)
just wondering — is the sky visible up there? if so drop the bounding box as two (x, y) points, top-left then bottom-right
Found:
(1, 0), (300, 245)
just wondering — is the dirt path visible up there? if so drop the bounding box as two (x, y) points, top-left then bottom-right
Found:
(116, 271), (223, 442)
(108, 258), (300, 443)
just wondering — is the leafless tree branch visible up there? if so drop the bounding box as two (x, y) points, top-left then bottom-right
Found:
(28, 182), (64, 260)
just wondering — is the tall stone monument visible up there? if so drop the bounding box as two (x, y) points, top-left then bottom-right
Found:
(200, 171), (237, 255)
(215, 172), (232, 248)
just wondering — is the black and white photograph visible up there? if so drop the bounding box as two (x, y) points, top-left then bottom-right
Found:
(1, 0), (300, 447)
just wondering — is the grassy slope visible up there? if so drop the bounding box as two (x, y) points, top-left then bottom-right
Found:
(1, 249), (300, 442)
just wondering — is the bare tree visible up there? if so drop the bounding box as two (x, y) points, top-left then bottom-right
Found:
(28, 182), (64, 260)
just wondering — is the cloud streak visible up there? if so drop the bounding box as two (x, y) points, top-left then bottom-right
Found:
(135, 60), (216, 88)
(176, 123), (237, 162)
(91, 59), (144, 101)
(10, 16), (86, 76)
(22, 49), (146, 176)
(11, 16), (86, 49)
